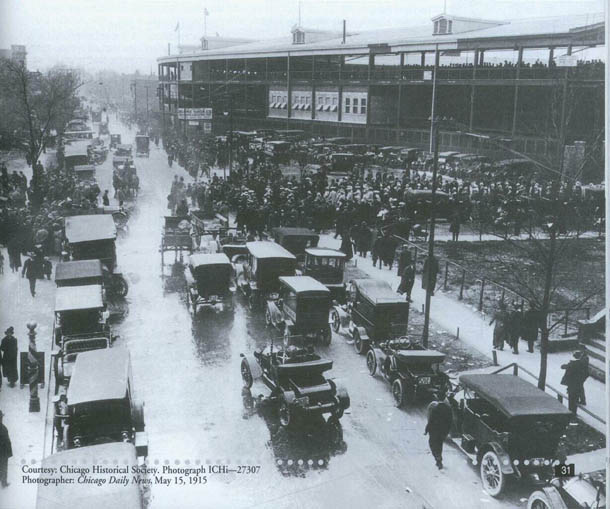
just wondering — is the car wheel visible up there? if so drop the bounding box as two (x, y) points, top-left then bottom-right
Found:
(241, 359), (253, 389)
(265, 308), (272, 326)
(330, 309), (340, 333)
(366, 350), (377, 376)
(279, 400), (292, 428)
(480, 450), (506, 498)
(392, 378), (405, 407)
(327, 416), (343, 445)
(353, 330), (364, 355)
(526, 491), (553, 509)
(113, 274), (129, 297)
(320, 325), (332, 346)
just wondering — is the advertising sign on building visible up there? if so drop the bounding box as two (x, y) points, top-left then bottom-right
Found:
(178, 108), (213, 120)
(203, 121), (212, 133)
(555, 55), (578, 67)
(423, 70), (433, 80)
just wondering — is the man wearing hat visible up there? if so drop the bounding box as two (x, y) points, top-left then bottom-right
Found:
(561, 351), (587, 414)
(0, 327), (18, 388)
(0, 410), (11, 487)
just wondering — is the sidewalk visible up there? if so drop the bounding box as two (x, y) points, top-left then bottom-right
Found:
(318, 234), (607, 434)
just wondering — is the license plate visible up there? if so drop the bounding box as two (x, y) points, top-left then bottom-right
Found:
(419, 377), (431, 385)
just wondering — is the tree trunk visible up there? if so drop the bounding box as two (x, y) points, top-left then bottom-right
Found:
(538, 228), (556, 389)
(538, 324), (549, 390)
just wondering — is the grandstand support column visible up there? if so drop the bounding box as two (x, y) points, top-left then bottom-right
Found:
(311, 55), (316, 120)
(287, 52), (292, 119)
(396, 84), (402, 128)
(265, 57), (269, 80)
(338, 85), (343, 122)
(420, 51), (425, 67)
(548, 47), (555, 67)
(511, 46), (523, 137)
(479, 50), (485, 65)
(557, 66), (570, 178)
(469, 49), (478, 130)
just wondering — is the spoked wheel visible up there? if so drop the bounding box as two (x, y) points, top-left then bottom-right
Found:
(320, 325), (332, 346)
(353, 330), (364, 354)
(327, 416), (343, 445)
(480, 451), (506, 497)
(241, 359), (253, 389)
(366, 350), (377, 376)
(392, 379), (405, 407)
(111, 274), (129, 297)
(526, 491), (553, 509)
(279, 400), (292, 428)
(330, 309), (341, 333)
(265, 308), (272, 326)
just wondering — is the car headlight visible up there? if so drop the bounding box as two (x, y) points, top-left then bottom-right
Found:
(296, 396), (310, 407)
(121, 431), (130, 442)
(73, 437), (82, 448)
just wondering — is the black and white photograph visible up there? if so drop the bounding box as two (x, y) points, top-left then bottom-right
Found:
(0, 1), (607, 508)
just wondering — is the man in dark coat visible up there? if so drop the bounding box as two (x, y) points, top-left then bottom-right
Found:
(398, 262), (416, 302)
(521, 304), (541, 353)
(506, 304), (521, 354)
(0, 410), (11, 487)
(0, 327), (18, 387)
(422, 255), (439, 296)
(22, 251), (43, 297)
(397, 246), (412, 276)
(561, 351), (586, 413)
(425, 393), (453, 469)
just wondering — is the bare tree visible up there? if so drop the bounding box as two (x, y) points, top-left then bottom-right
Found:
(0, 59), (81, 208)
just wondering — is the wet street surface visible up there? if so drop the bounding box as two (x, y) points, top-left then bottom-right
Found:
(0, 117), (536, 508)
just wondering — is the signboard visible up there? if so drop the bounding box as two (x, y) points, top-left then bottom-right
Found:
(178, 108), (213, 120)
(203, 121), (212, 133)
(423, 70), (433, 80)
(188, 120), (199, 126)
(555, 55), (578, 67)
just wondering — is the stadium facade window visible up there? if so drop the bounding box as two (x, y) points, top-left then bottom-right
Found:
(345, 97), (350, 113)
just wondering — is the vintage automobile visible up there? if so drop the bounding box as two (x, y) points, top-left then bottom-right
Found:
(62, 348), (147, 455)
(271, 227), (319, 259)
(526, 470), (606, 509)
(265, 276), (332, 345)
(366, 338), (449, 407)
(302, 247), (347, 302)
(240, 336), (350, 429)
(135, 134), (150, 157)
(64, 214), (129, 297)
(452, 374), (572, 497)
(115, 144), (133, 157)
(36, 443), (145, 509)
(233, 241), (296, 308)
(109, 133), (121, 149)
(112, 155), (130, 169)
(98, 121), (109, 135)
(63, 142), (91, 170)
(185, 253), (234, 314)
(52, 285), (112, 390)
(73, 164), (96, 184)
(263, 140), (292, 163)
(331, 279), (409, 354)
(55, 259), (104, 288)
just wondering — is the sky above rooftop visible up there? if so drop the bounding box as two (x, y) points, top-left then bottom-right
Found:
(0, 0), (605, 73)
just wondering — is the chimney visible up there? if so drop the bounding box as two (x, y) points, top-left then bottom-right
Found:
(342, 20), (346, 44)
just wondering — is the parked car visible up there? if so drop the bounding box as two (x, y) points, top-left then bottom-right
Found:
(135, 134), (149, 157)
(451, 374), (572, 497)
(64, 214), (128, 297)
(271, 227), (319, 259)
(185, 253), (234, 315)
(115, 144), (133, 157)
(36, 443), (145, 509)
(240, 336), (349, 432)
(55, 259), (104, 288)
(62, 348), (147, 455)
(302, 247), (347, 303)
(52, 284), (112, 391)
(366, 338), (449, 407)
(331, 279), (409, 354)
(265, 276), (332, 345)
(233, 241), (296, 308)
(527, 471), (606, 509)
(109, 133), (121, 149)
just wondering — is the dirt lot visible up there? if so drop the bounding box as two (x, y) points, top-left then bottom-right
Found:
(410, 238), (605, 332)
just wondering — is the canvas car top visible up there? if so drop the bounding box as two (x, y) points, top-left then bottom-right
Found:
(279, 275), (330, 294)
(189, 252), (231, 268)
(305, 247), (347, 258)
(246, 241), (296, 260)
(36, 443), (141, 509)
(459, 374), (573, 419)
(73, 164), (96, 173)
(65, 214), (117, 243)
(272, 227), (319, 239)
(352, 279), (405, 304)
(55, 284), (104, 312)
(55, 260), (103, 282)
(67, 348), (130, 406)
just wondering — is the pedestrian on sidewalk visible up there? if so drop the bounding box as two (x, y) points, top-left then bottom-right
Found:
(506, 303), (521, 354)
(22, 251), (43, 297)
(339, 232), (353, 261)
(521, 303), (541, 353)
(0, 327), (18, 388)
(422, 255), (439, 296)
(102, 190), (110, 206)
(449, 210), (461, 242)
(0, 411), (12, 488)
(398, 262), (415, 302)
(561, 351), (586, 414)
(397, 246), (412, 276)
(489, 302), (508, 350)
(424, 392), (453, 470)
(577, 348), (589, 405)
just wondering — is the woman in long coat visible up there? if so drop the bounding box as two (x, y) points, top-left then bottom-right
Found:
(489, 304), (508, 351)
(0, 327), (18, 387)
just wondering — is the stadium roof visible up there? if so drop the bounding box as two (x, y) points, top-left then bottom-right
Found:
(159, 12), (604, 63)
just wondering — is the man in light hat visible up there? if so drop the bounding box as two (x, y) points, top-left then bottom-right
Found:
(0, 410), (11, 487)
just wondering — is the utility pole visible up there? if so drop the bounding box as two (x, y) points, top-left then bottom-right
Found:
(146, 85), (149, 121)
(133, 80), (137, 125)
(226, 92), (233, 180)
